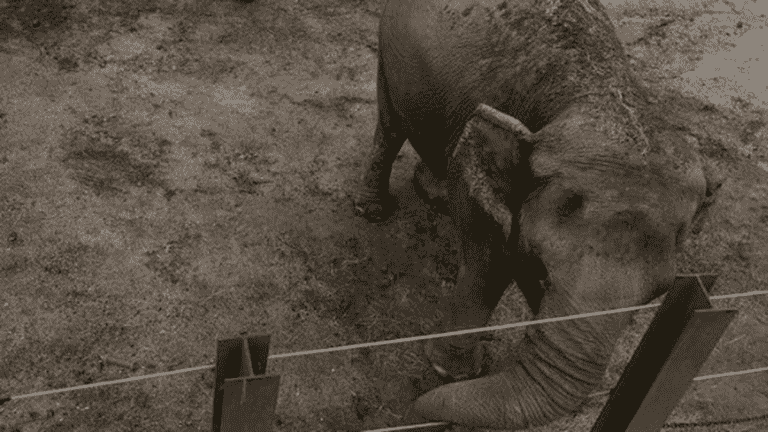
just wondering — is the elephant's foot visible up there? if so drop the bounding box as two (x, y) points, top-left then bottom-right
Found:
(423, 339), (488, 383)
(413, 162), (449, 214)
(352, 188), (396, 222)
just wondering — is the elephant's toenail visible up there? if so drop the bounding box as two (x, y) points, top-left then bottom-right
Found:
(432, 363), (449, 377)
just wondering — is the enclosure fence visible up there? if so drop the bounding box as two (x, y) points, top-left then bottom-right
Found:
(2, 288), (768, 431)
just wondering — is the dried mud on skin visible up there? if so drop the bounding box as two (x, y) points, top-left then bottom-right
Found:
(0, 1), (767, 431)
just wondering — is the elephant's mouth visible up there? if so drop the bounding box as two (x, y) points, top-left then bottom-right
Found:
(424, 339), (489, 382)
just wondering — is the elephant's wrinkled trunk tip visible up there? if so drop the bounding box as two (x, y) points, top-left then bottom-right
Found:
(415, 312), (627, 430)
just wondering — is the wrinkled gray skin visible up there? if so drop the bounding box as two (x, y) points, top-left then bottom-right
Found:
(354, 0), (721, 429)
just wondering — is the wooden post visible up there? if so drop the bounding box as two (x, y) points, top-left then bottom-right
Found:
(212, 335), (280, 432)
(591, 274), (737, 432)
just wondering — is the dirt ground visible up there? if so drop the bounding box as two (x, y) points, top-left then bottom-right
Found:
(0, 0), (766, 431)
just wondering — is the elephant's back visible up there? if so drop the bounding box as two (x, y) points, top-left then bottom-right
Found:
(379, 0), (633, 141)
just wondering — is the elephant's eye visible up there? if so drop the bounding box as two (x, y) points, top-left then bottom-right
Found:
(555, 189), (584, 221)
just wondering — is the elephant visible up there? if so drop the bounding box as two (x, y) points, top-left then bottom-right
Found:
(353, 0), (722, 430)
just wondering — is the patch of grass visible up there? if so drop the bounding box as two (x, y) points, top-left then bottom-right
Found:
(0, 0), (74, 41)
(61, 115), (170, 196)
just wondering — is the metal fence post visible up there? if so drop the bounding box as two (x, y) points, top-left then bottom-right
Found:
(212, 334), (280, 432)
(591, 274), (737, 432)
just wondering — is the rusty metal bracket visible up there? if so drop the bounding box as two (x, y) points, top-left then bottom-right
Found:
(212, 334), (280, 432)
(591, 274), (737, 432)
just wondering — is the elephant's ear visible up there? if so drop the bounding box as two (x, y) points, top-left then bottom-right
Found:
(451, 104), (533, 240)
(690, 157), (724, 235)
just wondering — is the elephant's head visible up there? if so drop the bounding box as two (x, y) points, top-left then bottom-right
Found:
(413, 102), (719, 429)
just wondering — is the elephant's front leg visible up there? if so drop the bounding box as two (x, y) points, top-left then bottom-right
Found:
(425, 166), (514, 380)
(413, 160), (450, 213)
(354, 121), (405, 221)
(353, 60), (406, 222)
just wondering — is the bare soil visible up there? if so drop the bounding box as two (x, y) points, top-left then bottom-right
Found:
(0, 0), (766, 431)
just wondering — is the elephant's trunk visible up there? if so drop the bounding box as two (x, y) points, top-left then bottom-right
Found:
(414, 292), (633, 430)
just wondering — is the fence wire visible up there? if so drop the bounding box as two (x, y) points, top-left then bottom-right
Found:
(2, 290), (766, 406)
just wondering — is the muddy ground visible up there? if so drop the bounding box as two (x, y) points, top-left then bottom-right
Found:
(0, 0), (767, 431)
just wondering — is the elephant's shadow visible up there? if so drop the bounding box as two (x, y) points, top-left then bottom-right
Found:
(327, 175), (463, 336)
